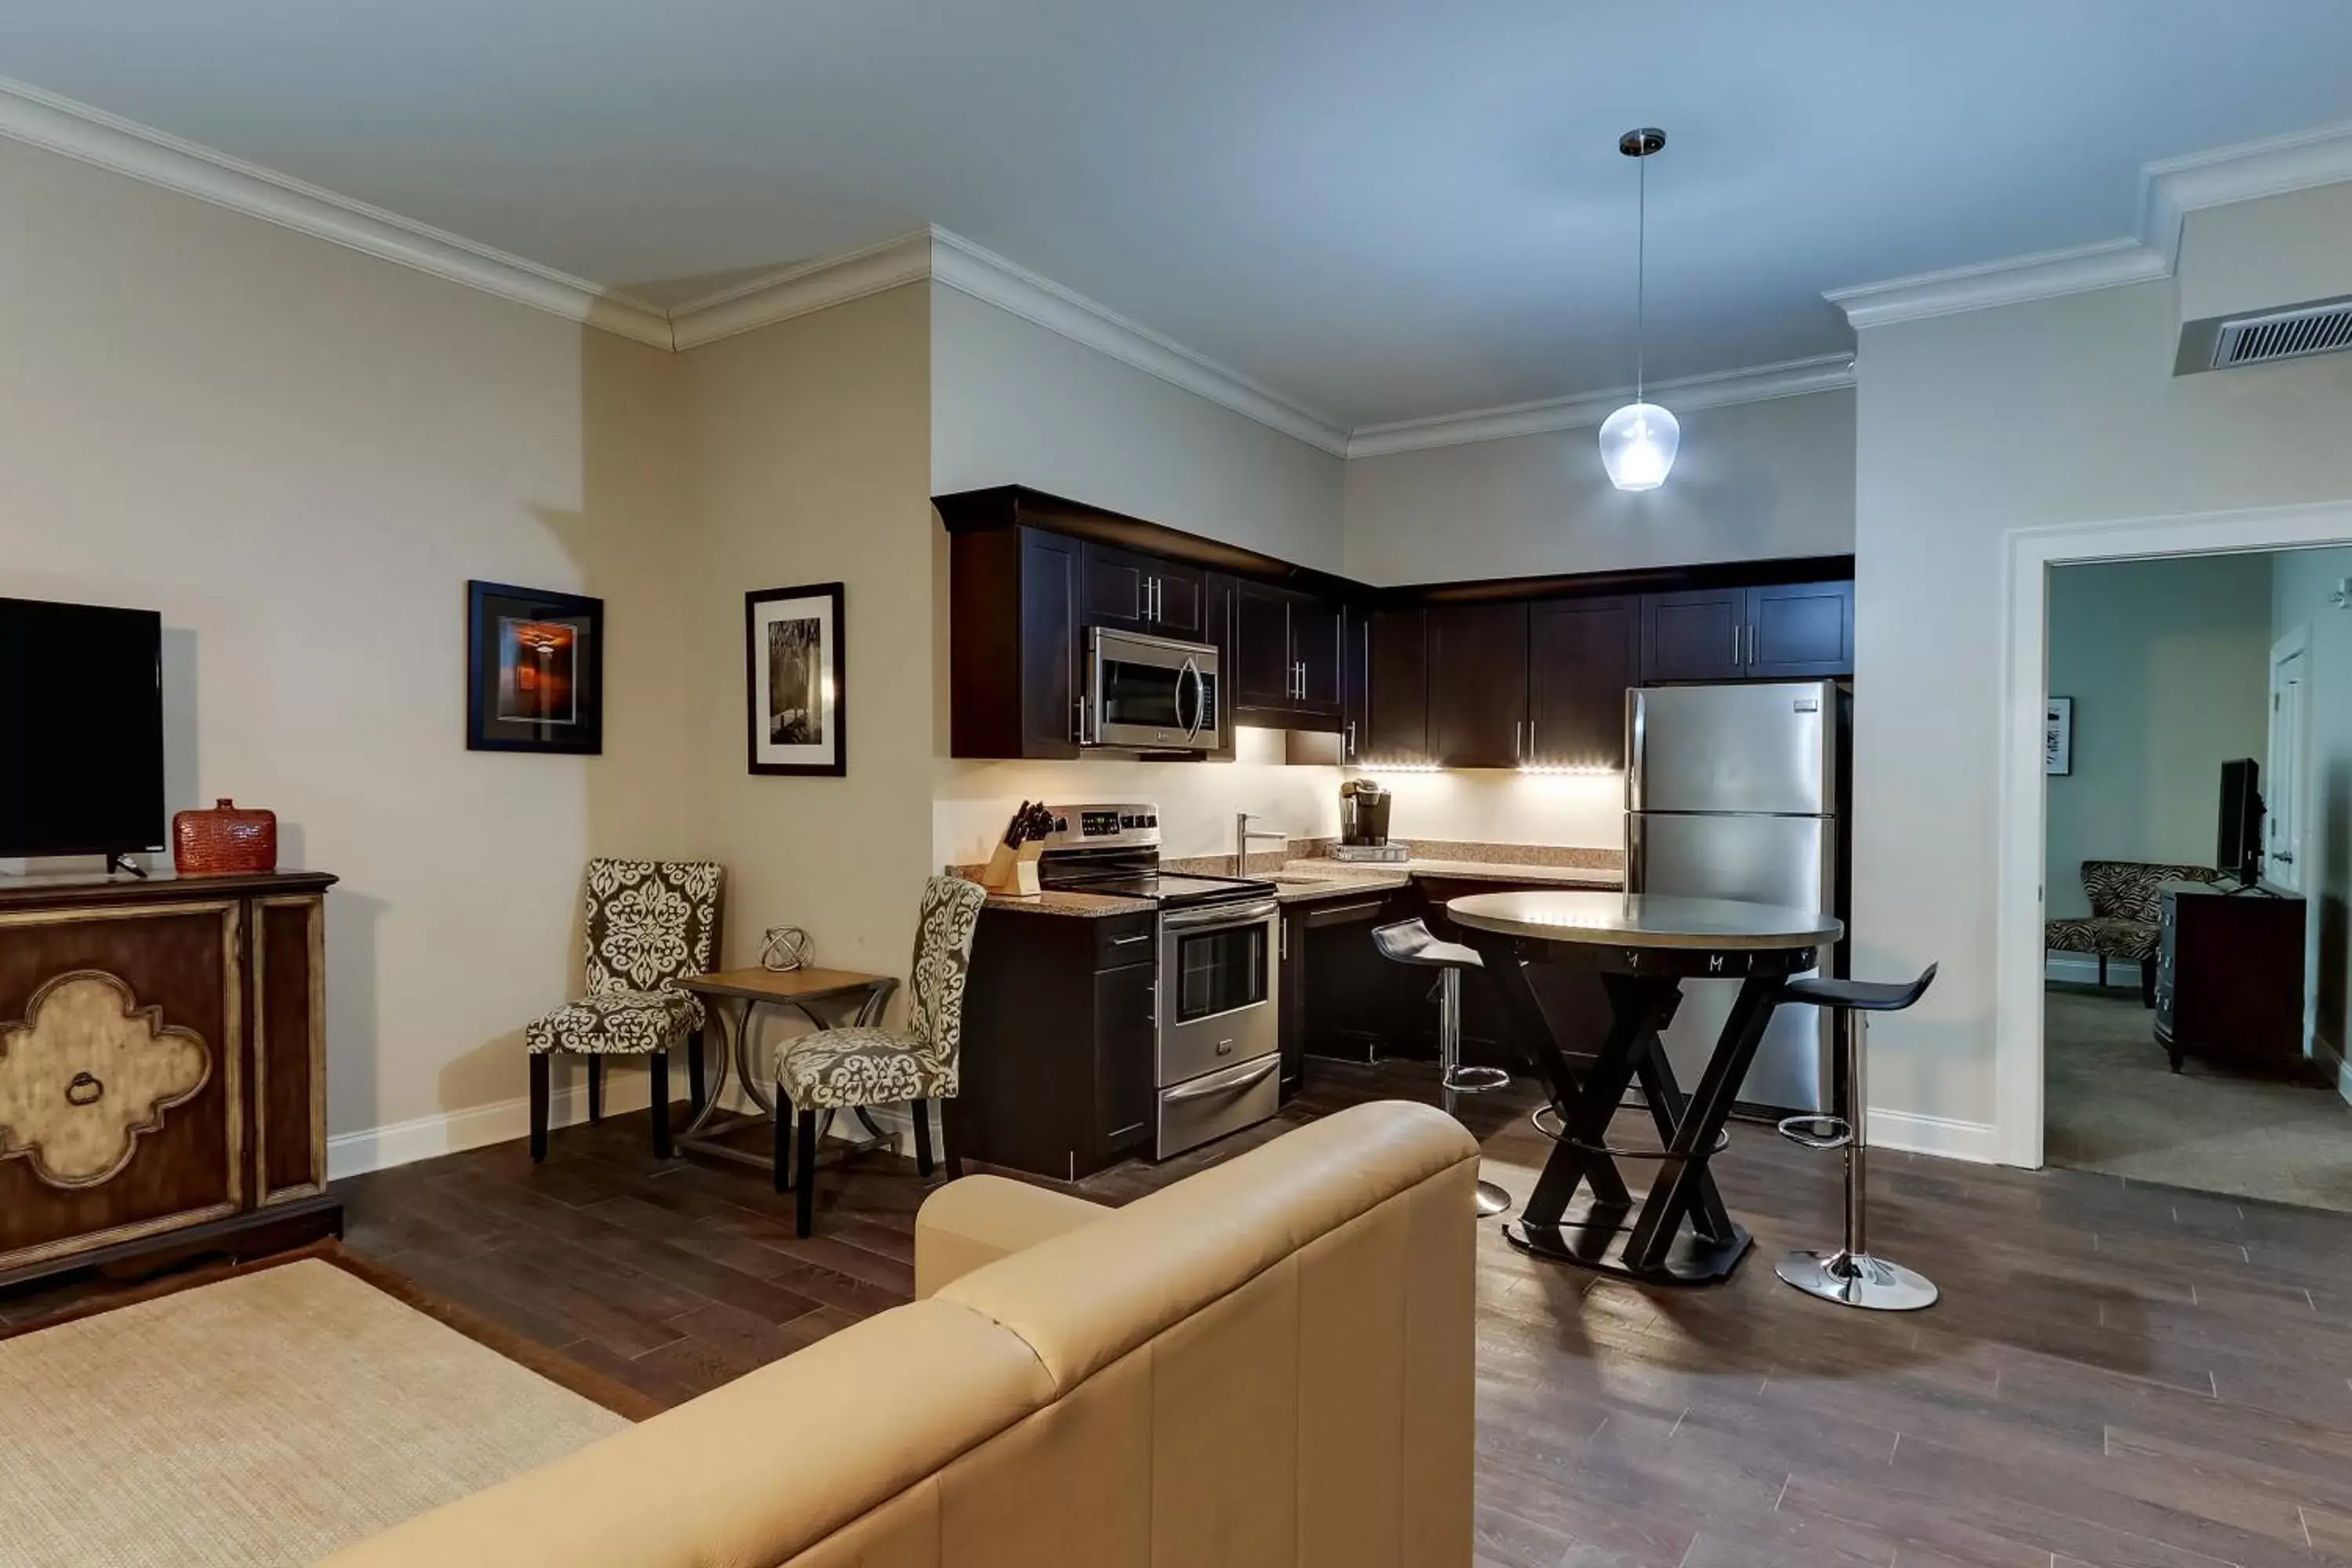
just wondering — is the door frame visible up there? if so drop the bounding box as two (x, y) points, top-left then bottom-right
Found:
(1994, 500), (2352, 1169)
(2267, 626), (2310, 896)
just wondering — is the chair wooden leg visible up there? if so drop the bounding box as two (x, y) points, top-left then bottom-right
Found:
(774, 1091), (793, 1193)
(796, 1111), (819, 1238)
(529, 1053), (551, 1163)
(650, 1051), (673, 1159)
(587, 1058), (604, 1123)
(912, 1098), (935, 1178)
(941, 1098), (965, 1181)
(687, 1028), (706, 1112)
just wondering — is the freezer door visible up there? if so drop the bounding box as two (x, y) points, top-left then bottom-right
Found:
(1627, 682), (1837, 816)
(1628, 810), (1835, 1113)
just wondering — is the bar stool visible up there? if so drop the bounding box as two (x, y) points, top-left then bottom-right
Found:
(1772, 964), (1940, 1311)
(1371, 919), (1512, 1218)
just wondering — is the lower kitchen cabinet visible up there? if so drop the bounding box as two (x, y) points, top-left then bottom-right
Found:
(1415, 877), (1615, 1075)
(953, 907), (1159, 1181)
(1279, 892), (1411, 1090)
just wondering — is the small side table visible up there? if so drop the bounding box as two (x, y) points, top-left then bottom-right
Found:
(675, 967), (896, 1172)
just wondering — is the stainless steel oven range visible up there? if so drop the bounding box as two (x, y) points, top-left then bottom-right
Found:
(1036, 803), (1280, 1158)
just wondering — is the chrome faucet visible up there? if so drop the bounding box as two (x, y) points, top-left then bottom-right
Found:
(1232, 812), (1288, 876)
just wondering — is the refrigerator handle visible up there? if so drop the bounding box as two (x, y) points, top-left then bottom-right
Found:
(1627, 813), (1646, 892)
(1624, 691), (1646, 811)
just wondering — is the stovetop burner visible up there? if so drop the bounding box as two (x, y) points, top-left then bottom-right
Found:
(1054, 869), (1276, 909)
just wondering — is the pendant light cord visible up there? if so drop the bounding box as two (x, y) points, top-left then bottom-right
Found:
(1635, 147), (1646, 405)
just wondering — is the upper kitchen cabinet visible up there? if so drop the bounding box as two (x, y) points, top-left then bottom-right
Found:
(1527, 595), (1640, 769)
(1082, 541), (1204, 639)
(1230, 580), (1345, 731)
(1744, 579), (1855, 678)
(1640, 580), (1853, 684)
(1345, 605), (1430, 764)
(1428, 602), (1529, 768)
(951, 522), (1083, 759)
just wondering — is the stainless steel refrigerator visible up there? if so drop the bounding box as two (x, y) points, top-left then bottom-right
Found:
(1625, 681), (1846, 1114)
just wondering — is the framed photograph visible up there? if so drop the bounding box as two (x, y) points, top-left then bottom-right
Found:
(2044, 696), (2073, 776)
(466, 581), (604, 754)
(746, 582), (846, 776)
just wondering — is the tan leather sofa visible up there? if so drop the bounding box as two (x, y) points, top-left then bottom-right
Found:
(322, 1100), (1478, 1567)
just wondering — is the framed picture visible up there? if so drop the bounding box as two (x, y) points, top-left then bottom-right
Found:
(746, 582), (846, 776)
(2044, 696), (2073, 776)
(466, 581), (604, 754)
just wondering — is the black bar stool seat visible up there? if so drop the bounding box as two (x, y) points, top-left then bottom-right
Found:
(1372, 919), (1512, 1218)
(1773, 962), (1940, 1312)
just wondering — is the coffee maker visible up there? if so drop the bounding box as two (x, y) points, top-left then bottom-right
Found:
(1336, 779), (1403, 861)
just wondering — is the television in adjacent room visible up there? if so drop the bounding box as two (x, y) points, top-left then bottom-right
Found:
(2217, 757), (2263, 887)
(0, 596), (165, 862)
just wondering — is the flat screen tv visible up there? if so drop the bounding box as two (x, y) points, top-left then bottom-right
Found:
(0, 597), (165, 861)
(2217, 757), (2263, 887)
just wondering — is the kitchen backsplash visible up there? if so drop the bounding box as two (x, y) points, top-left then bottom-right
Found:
(932, 727), (1628, 869)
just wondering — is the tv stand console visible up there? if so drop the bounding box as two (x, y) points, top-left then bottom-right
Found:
(0, 869), (341, 1291)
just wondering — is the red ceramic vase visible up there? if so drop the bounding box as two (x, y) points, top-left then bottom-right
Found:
(172, 798), (278, 877)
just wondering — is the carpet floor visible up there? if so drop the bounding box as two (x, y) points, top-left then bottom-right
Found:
(0, 1256), (630, 1567)
(2045, 981), (2352, 1209)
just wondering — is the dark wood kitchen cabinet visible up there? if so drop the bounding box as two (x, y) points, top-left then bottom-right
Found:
(1526, 594), (1640, 770)
(1641, 580), (1853, 684)
(1282, 889), (1414, 1091)
(1082, 541), (1203, 639)
(1428, 602), (1529, 768)
(954, 906), (1160, 1179)
(1232, 581), (1344, 730)
(950, 524), (1081, 760)
(1344, 605), (1430, 764)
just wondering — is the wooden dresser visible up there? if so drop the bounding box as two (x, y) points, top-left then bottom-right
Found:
(2154, 881), (2306, 1076)
(0, 869), (341, 1289)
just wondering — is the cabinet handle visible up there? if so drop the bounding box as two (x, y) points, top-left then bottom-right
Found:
(1514, 720), (1523, 760)
(1731, 622), (1740, 664)
(1345, 720), (1357, 757)
(1111, 931), (1152, 946)
(1145, 981), (1157, 1023)
(1527, 720), (1537, 759)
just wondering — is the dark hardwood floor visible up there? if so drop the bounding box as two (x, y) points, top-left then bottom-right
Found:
(13, 1061), (2352, 1568)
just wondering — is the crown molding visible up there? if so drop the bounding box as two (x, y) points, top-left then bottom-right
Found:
(664, 230), (935, 350)
(926, 228), (1352, 455)
(1343, 354), (1855, 459)
(1828, 118), (2352, 329)
(0, 74), (674, 348)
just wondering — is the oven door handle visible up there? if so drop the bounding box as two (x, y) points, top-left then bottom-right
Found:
(1161, 898), (1280, 931)
(1163, 1058), (1279, 1104)
(1176, 655), (1203, 740)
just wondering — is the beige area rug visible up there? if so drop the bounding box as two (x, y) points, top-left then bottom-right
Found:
(2045, 982), (2352, 1210)
(0, 1256), (633, 1567)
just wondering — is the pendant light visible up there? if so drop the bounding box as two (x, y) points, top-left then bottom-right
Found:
(1599, 126), (1679, 492)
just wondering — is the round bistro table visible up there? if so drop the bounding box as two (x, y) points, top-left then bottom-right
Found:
(1446, 891), (1844, 1286)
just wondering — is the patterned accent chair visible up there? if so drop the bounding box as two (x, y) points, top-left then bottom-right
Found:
(527, 859), (724, 1161)
(2044, 859), (2220, 1007)
(771, 875), (988, 1236)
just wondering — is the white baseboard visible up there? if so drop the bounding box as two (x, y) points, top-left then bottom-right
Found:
(2316, 1036), (2352, 1107)
(327, 1063), (926, 1180)
(1866, 1107), (2001, 1165)
(2043, 953), (2144, 989)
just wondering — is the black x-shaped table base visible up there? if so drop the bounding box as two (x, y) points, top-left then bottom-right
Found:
(1457, 928), (1818, 1286)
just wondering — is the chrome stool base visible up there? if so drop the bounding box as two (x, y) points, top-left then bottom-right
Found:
(1774, 1249), (1939, 1312)
(1475, 1178), (1512, 1218)
(1445, 1063), (1512, 1094)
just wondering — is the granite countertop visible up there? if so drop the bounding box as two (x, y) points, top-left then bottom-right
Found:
(1267, 856), (1624, 906)
(965, 847), (1624, 919)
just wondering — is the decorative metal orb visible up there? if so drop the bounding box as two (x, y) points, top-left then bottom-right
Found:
(760, 926), (813, 972)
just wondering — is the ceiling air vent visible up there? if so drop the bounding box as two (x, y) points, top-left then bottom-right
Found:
(2209, 296), (2352, 370)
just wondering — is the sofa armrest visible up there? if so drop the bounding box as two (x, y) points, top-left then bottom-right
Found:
(915, 1176), (1112, 1298)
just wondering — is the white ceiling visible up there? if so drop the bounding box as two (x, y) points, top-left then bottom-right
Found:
(4, 2), (2351, 428)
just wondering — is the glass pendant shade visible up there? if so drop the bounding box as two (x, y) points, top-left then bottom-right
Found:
(1599, 401), (1680, 492)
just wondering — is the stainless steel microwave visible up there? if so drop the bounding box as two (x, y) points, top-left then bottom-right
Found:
(1085, 626), (1223, 752)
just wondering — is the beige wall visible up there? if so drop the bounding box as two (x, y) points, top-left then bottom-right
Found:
(1853, 185), (2352, 1138)
(0, 136), (690, 1152)
(677, 285), (937, 1075)
(1341, 390), (1856, 586)
(2043, 554), (2273, 922)
(929, 284), (1347, 572)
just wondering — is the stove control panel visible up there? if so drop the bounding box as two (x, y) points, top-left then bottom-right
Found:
(1040, 802), (1160, 851)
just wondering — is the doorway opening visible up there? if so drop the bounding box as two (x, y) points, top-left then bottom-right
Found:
(2036, 546), (2352, 1208)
